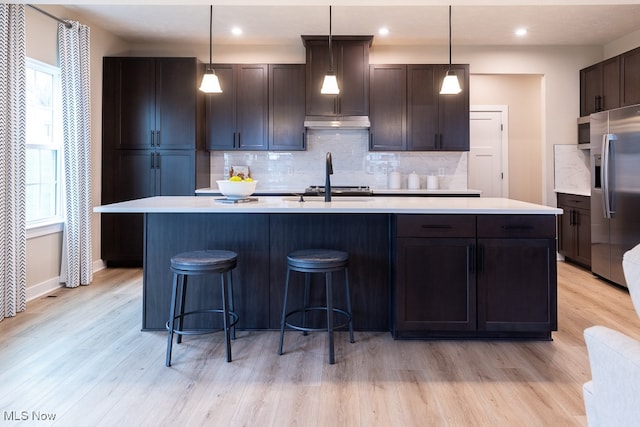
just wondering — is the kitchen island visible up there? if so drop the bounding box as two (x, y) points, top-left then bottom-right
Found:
(95, 196), (562, 339)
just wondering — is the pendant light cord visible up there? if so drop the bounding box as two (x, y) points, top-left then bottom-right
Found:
(448, 5), (452, 70)
(208, 5), (213, 72)
(328, 5), (334, 72)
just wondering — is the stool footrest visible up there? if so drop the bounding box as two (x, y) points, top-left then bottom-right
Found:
(284, 307), (351, 333)
(166, 309), (239, 336)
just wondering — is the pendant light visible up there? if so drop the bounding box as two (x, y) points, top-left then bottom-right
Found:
(320, 5), (340, 95)
(200, 5), (222, 93)
(440, 5), (462, 95)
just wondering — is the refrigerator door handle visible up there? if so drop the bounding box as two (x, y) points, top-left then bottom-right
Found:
(602, 133), (616, 219)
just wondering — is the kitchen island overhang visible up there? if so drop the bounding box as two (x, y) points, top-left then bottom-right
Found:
(95, 196), (562, 339)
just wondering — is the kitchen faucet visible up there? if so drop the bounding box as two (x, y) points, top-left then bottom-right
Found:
(325, 152), (333, 202)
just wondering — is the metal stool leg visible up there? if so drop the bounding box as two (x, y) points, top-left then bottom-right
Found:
(326, 271), (335, 365)
(227, 270), (236, 341)
(302, 271), (311, 336)
(221, 271), (232, 362)
(278, 267), (292, 355)
(166, 272), (180, 367)
(345, 267), (354, 343)
(176, 274), (188, 344)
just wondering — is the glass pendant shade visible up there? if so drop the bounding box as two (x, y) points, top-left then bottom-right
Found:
(321, 72), (340, 94)
(440, 70), (461, 94)
(200, 70), (222, 93)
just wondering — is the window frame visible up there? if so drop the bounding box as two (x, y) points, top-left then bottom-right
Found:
(25, 57), (64, 238)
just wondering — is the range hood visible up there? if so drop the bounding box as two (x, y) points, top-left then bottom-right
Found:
(304, 115), (371, 129)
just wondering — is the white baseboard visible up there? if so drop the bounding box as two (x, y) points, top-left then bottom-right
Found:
(26, 259), (108, 302)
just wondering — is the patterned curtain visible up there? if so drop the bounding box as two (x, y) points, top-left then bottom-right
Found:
(58, 21), (93, 288)
(0, 4), (27, 320)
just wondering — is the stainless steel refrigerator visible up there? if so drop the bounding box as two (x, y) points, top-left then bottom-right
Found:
(591, 105), (640, 287)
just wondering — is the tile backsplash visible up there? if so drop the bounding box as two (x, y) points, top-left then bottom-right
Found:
(553, 144), (590, 196)
(210, 129), (468, 190)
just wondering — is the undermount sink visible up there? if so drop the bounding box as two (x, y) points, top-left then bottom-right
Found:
(282, 196), (374, 202)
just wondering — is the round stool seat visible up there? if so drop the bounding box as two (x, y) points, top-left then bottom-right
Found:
(287, 249), (348, 270)
(171, 250), (237, 272)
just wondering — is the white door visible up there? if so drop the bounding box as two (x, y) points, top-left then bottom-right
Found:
(469, 107), (508, 197)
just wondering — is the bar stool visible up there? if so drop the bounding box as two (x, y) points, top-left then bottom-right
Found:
(278, 249), (354, 364)
(166, 249), (239, 366)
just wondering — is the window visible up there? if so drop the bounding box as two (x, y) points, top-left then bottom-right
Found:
(25, 58), (63, 230)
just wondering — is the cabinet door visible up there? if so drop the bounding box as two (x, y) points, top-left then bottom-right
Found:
(477, 238), (556, 332)
(116, 58), (155, 149)
(115, 150), (155, 200)
(575, 208), (591, 267)
(236, 64), (268, 150)
(369, 64), (406, 151)
(621, 47), (640, 107)
(437, 65), (470, 151)
(396, 237), (476, 333)
(580, 63), (602, 116)
(602, 57), (620, 111)
(205, 64), (236, 150)
(407, 65), (438, 150)
(269, 64), (306, 151)
(155, 58), (197, 149)
(155, 150), (196, 196)
(557, 207), (577, 258)
(305, 40), (336, 116)
(338, 41), (369, 116)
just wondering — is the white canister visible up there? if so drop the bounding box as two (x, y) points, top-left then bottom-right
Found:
(408, 171), (420, 190)
(388, 171), (401, 189)
(427, 175), (439, 190)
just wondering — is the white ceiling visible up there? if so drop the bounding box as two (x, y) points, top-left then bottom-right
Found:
(54, 2), (640, 48)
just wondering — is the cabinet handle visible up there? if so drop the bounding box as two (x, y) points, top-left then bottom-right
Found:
(421, 224), (452, 229)
(150, 152), (154, 169)
(150, 130), (154, 147)
(237, 132), (241, 148)
(233, 132), (236, 148)
(156, 152), (160, 169)
(369, 132), (374, 148)
(302, 132), (306, 149)
(156, 130), (160, 146)
(501, 225), (534, 231)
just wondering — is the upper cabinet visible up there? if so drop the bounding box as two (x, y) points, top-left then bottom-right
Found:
(370, 64), (470, 152)
(302, 36), (372, 117)
(580, 57), (620, 116)
(579, 45), (640, 116)
(269, 64), (306, 151)
(205, 64), (269, 151)
(621, 47), (640, 107)
(105, 57), (199, 150)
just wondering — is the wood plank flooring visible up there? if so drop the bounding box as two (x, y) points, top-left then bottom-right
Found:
(1, 262), (639, 426)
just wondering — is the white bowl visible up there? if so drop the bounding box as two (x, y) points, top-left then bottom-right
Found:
(216, 180), (258, 199)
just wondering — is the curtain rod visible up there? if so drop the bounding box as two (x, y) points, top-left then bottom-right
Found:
(27, 4), (73, 29)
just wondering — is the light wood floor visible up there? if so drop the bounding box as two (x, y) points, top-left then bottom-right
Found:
(1, 262), (639, 426)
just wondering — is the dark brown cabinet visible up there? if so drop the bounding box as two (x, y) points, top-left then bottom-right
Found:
(394, 215), (476, 336)
(302, 36), (372, 117)
(476, 215), (557, 334)
(205, 64), (269, 150)
(621, 47), (640, 107)
(580, 57), (620, 117)
(369, 64), (469, 151)
(101, 57), (209, 265)
(393, 214), (557, 339)
(369, 64), (406, 150)
(269, 64), (306, 150)
(557, 193), (591, 268)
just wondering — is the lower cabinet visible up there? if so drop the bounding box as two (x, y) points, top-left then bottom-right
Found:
(393, 214), (557, 339)
(557, 193), (591, 268)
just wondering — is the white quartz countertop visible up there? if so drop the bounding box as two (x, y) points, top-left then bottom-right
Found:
(195, 187), (482, 196)
(94, 196), (562, 215)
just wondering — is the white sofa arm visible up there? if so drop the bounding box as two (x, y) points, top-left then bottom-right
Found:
(583, 325), (640, 426)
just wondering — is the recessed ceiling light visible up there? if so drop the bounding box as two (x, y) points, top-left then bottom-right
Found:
(515, 28), (527, 37)
(378, 27), (389, 36)
(231, 26), (243, 36)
